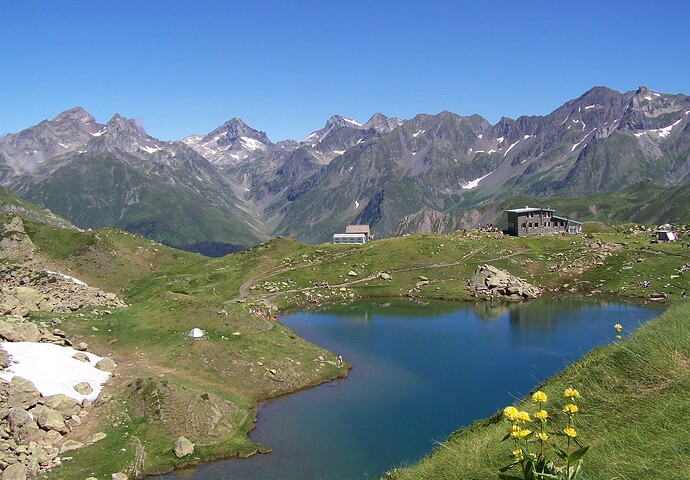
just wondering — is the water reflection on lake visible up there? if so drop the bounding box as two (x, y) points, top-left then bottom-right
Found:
(162, 297), (660, 480)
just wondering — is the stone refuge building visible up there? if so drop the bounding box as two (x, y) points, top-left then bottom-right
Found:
(333, 224), (371, 244)
(505, 207), (582, 237)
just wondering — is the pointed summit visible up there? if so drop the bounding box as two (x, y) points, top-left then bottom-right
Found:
(324, 115), (362, 130)
(203, 117), (271, 146)
(363, 113), (404, 134)
(302, 115), (363, 144)
(52, 106), (96, 125)
(181, 117), (273, 165)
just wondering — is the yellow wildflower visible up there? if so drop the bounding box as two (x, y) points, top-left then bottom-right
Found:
(564, 387), (580, 399)
(508, 424), (520, 435)
(537, 432), (549, 442)
(616, 335), (622, 340)
(532, 390), (547, 403)
(503, 406), (519, 421)
(512, 448), (524, 461)
(563, 427), (577, 438)
(534, 409), (549, 421)
(517, 410), (532, 422)
(516, 429), (532, 439)
(563, 403), (579, 414)
(614, 323), (623, 332)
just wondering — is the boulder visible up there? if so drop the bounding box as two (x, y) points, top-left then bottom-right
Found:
(11, 287), (43, 312)
(7, 377), (40, 410)
(95, 357), (116, 372)
(0, 298), (25, 317)
(72, 352), (90, 363)
(111, 473), (128, 480)
(468, 264), (542, 300)
(27, 443), (53, 467)
(379, 272), (392, 281)
(1, 462), (27, 480)
(0, 320), (20, 341)
(34, 406), (69, 434)
(13, 323), (40, 343)
(74, 342), (88, 352)
(0, 319), (40, 342)
(59, 439), (83, 453)
(7, 408), (39, 444)
(43, 394), (81, 419)
(347, 271), (358, 276)
(37, 430), (62, 447)
(73, 382), (93, 396)
(86, 432), (106, 444)
(173, 436), (194, 457)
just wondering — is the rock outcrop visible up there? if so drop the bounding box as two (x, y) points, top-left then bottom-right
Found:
(467, 264), (543, 301)
(0, 374), (95, 477)
(0, 289), (115, 477)
(0, 264), (126, 314)
(0, 216), (36, 262)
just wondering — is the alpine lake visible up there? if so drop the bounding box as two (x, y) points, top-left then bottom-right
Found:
(163, 296), (661, 480)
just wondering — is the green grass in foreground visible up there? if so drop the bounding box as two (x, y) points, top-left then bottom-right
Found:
(382, 300), (690, 480)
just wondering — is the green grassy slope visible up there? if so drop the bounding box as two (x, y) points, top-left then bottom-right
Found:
(5, 213), (687, 479)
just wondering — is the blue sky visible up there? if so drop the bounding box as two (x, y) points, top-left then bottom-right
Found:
(2, 0), (689, 142)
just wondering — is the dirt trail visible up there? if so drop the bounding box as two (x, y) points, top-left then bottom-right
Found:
(231, 245), (528, 305)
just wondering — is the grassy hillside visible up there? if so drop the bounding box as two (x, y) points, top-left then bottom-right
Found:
(2, 211), (687, 479)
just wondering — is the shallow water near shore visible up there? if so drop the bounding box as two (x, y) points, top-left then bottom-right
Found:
(162, 297), (660, 480)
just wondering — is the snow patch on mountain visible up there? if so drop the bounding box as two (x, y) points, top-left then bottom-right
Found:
(634, 118), (683, 138)
(241, 137), (264, 151)
(140, 145), (162, 154)
(462, 171), (492, 190)
(503, 140), (520, 157)
(342, 117), (361, 127)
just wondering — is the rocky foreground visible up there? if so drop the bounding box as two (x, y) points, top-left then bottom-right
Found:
(0, 260), (127, 479)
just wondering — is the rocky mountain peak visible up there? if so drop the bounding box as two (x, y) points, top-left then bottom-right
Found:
(52, 106), (96, 126)
(0, 107), (105, 174)
(179, 118), (272, 166)
(324, 115), (362, 131)
(94, 114), (167, 156)
(363, 113), (403, 134)
(105, 114), (143, 135)
(203, 118), (271, 147)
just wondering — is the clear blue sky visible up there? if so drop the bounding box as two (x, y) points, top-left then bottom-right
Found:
(2, 0), (689, 142)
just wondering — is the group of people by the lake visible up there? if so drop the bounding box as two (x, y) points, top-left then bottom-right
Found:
(249, 307), (278, 321)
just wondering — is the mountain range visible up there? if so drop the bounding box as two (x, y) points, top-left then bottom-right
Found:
(1, 85), (689, 254)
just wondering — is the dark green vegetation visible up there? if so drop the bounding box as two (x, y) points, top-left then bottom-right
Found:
(13, 153), (263, 255)
(1, 203), (688, 478)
